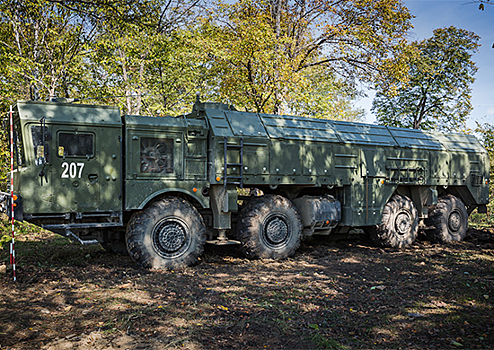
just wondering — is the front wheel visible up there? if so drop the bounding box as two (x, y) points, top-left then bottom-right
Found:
(236, 195), (302, 259)
(370, 194), (418, 248)
(425, 195), (468, 243)
(126, 197), (206, 269)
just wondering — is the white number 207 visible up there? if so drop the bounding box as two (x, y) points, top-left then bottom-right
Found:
(61, 162), (85, 179)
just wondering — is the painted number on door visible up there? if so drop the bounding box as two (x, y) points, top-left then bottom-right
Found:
(61, 162), (85, 178)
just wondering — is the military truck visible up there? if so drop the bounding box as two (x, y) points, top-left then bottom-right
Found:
(1, 99), (490, 269)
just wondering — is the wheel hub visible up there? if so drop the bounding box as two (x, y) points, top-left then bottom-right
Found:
(395, 211), (412, 235)
(264, 216), (289, 246)
(152, 218), (189, 258)
(448, 210), (462, 232)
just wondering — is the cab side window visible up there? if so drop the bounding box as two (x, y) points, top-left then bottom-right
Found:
(58, 132), (94, 157)
(31, 126), (44, 161)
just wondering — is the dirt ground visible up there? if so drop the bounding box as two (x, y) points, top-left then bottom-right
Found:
(1, 225), (494, 350)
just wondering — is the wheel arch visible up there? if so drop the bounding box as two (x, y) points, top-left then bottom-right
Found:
(137, 188), (209, 210)
(394, 185), (474, 219)
(438, 186), (476, 207)
(395, 185), (435, 219)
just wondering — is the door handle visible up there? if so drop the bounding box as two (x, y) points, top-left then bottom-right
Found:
(88, 174), (98, 183)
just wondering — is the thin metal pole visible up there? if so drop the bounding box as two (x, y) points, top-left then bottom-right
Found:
(10, 105), (16, 282)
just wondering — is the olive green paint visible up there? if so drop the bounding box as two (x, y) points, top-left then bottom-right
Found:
(11, 100), (490, 231)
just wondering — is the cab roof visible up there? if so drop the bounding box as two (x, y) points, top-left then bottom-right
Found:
(16, 100), (121, 126)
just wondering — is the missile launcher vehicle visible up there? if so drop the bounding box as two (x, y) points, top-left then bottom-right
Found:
(1, 99), (490, 269)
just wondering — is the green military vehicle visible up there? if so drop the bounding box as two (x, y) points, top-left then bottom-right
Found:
(2, 99), (490, 269)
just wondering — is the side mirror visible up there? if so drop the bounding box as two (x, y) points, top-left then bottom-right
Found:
(32, 118), (51, 166)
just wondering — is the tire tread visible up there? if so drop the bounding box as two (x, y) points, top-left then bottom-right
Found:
(369, 194), (418, 248)
(425, 194), (467, 243)
(237, 195), (302, 259)
(126, 197), (206, 269)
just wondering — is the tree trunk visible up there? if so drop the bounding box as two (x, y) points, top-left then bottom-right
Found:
(117, 48), (132, 114)
(135, 60), (145, 115)
(272, 0), (282, 114)
(33, 21), (40, 100)
(413, 94), (427, 129)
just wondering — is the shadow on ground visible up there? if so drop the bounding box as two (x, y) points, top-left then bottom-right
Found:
(1, 228), (494, 349)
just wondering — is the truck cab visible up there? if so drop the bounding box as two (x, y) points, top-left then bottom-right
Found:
(6, 101), (123, 235)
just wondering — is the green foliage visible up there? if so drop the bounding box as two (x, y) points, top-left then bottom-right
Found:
(0, 0), (94, 105)
(0, 212), (48, 250)
(476, 123), (494, 159)
(286, 67), (365, 121)
(83, 26), (206, 116)
(0, 0), (414, 117)
(372, 26), (480, 131)
(471, 122), (494, 227)
(309, 324), (349, 349)
(0, 234), (11, 250)
(201, 0), (412, 115)
(0, 125), (8, 193)
(79, 0), (207, 116)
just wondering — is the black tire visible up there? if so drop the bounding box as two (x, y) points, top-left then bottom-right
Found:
(126, 197), (206, 269)
(425, 194), (468, 243)
(370, 194), (418, 248)
(236, 195), (302, 259)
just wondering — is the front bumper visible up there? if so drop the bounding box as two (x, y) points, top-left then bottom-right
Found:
(0, 192), (23, 221)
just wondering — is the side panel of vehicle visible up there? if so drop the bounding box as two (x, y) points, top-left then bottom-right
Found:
(123, 115), (210, 210)
(202, 106), (489, 229)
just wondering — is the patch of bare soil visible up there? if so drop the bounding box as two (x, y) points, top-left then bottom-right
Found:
(1, 227), (494, 349)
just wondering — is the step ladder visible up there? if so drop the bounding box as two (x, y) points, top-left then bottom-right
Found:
(224, 136), (244, 188)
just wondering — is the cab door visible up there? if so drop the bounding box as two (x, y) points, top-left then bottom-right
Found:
(50, 125), (121, 213)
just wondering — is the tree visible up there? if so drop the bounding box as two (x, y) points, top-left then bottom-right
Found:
(79, 0), (206, 116)
(475, 122), (494, 178)
(372, 26), (480, 131)
(201, 0), (413, 115)
(0, 0), (205, 115)
(286, 67), (365, 121)
(473, 122), (494, 224)
(0, 0), (98, 106)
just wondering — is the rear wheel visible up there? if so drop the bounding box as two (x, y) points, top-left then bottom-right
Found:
(236, 195), (302, 259)
(126, 197), (206, 269)
(425, 195), (468, 243)
(370, 194), (418, 248)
